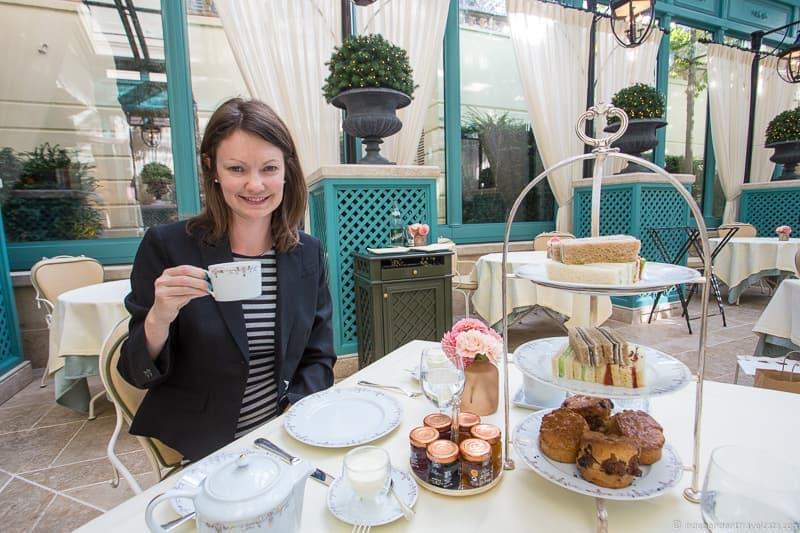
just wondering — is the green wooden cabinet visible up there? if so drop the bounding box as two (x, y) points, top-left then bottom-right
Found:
(353, 250), (453, 369)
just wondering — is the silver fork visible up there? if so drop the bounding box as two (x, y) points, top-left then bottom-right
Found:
(351, 524), (371, 533)
(357, 380), (422, 398)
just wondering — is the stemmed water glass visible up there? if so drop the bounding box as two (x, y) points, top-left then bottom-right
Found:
(420, 346), (465, 440)
(701, 445), (800, 532)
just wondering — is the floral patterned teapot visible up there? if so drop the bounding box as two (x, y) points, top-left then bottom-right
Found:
(145, 452), (313, 532)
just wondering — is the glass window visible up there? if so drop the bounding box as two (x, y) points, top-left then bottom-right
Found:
(0, 0), (177, 243)
(457, 1), (553, 225)
(419, 55), (447, 224)
(665, 24), (710, 213)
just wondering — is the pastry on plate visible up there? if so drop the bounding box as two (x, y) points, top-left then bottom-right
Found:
(561, 395), (614, 431)
(539, 408), (590, 463)
(576, 431), (642, 489)
(607, 410), (665, 465)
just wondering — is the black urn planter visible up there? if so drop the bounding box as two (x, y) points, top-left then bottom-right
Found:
(766, 140), (800, 181)
(604, 118), (667, 174)
(331, 87), (411, 165)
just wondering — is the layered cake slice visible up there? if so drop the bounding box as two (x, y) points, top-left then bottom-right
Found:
(544, 235), (645, 285)
(551, 327), (645, 388)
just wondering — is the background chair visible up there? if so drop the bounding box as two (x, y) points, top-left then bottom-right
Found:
(438, 238), (478, 318)
(98, 318), (183, 494)
(717, 222), (757, 237)
(31, 255), (104, 389)
(533, 231), (575, 252)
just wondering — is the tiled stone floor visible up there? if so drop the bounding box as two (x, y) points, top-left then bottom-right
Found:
(0, 286), (770, 531)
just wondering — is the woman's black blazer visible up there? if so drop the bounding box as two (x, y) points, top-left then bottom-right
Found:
(118, 221), (335, 460)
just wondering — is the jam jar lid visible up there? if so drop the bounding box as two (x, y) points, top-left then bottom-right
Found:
(457, 412), (481, 429)
(471, 423), (501, 444)
(459, 438), (491, 462)
(423, 413), (452, 431)
(426, 439), (459, 464)
(409, 426), (440, 447)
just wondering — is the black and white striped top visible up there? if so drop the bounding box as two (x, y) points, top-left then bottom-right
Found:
(233, 251), (279, 439)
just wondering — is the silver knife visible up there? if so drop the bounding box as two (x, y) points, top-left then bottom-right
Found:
(253, 438), (335, 486)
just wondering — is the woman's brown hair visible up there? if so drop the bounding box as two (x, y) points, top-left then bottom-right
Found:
(187, 98), (306, 253)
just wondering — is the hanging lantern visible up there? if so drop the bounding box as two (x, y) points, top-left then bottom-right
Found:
(610, 0), (655, 48)
(140, 119), (162, 148)
(777, 35), (800, 83)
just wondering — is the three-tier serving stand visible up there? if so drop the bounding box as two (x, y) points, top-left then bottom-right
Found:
(497, 104), (713, 533)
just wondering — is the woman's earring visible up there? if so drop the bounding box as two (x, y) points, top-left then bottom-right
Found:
(214, 179), (219, 183)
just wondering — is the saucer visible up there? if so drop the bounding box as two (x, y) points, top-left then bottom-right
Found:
(327, 468), (418, 527)
(512, 387), (564, 411)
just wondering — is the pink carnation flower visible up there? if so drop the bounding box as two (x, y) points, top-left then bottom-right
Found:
(440, 318), (503, 367)
(418, 224), (430, 236)
(776, 225), (792, 235)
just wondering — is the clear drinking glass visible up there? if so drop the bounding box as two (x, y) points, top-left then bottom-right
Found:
(343, 446), (391, 504)
(701, 445), (800, 533)
(420, 346), (465, 412)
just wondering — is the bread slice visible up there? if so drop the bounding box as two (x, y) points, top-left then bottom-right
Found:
(545, 260), (640, 285)
(558, 235), (641, 265)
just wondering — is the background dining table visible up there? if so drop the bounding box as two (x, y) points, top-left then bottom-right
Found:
(752, 278), (800, 356)
(470, 251), (613, 328)
(48, 278), (130, 414)
(709, 236), (800, 304)
(77, 339), (800, 532)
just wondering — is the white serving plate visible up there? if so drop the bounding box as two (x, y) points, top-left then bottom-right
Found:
(512, 409), (684, 500)
(514, 261), (702, 296)
(514, 337), (692, 399)
(284, 387), (403, 448)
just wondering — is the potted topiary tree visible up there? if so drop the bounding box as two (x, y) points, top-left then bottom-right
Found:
(765, 107), (800, 181)
(322, 34), (416, 164)
(140, 161), (174, 202)
(604, 83), (667, 173)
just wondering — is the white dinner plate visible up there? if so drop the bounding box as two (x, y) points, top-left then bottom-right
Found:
(514, 261), (702, 296)
(171, 448), (260, 515)
(327, 468), (417, 527)
(514, 337), (692, 398)
(512, 410), (684, 500)
(284, 387), (403, 448)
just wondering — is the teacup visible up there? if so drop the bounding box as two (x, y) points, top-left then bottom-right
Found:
(205, 261), (261, 302)
(343, 446), (391, 503)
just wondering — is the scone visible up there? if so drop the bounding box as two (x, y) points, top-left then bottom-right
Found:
(561, 395), (614, 431)
(607, 410), (665, 465)
(539, 408), (590, 463)
(576, 431), (642, 489)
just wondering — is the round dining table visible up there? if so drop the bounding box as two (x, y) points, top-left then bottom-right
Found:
(48, 279), (131, 415)
(470, 251), (613, 328)
(709, 236), (800, 304)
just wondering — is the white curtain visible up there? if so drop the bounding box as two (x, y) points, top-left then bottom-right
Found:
(751, 55), (797, 183)
(356, 0), (450, 165)
(595, 19), (662, 173)
(707, 44), (753, 223)
(215, 0), (341, 176)
(507, 0), (593, 231)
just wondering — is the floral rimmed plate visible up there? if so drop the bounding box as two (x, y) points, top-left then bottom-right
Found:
(327, 468), (417, 527)
(512, 409), (684, 500)
(284, 387), (403, 448)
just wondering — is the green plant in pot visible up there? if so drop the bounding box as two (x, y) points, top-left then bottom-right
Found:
(765, 107), (800, 181)
(2, 143), (102, 242)
(604, 83), (667, 174)
(322, 33), (416, 164)
(140, 161), (174, 201)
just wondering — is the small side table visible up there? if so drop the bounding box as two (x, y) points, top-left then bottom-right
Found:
(353, 250), (453, 368)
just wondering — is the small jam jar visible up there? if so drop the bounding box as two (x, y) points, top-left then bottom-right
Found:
(427, 439), (460, 490)
(470, 423), (502, 478)
(456, 412), (481, 443)
(409, 426), (439, 480)
(423, 413), (453, 441)
(459, 438), (492, 489)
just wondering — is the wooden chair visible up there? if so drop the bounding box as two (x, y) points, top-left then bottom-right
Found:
(718, 222), (757, 238)
(533, 231), (575, 252)
(98, 318), (183, 493)
(31, 255), (104, 390)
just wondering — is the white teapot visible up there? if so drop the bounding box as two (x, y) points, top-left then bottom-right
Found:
(145, 452), (314, 532)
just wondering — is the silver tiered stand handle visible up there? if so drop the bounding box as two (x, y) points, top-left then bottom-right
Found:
(499, 103), (712, 533)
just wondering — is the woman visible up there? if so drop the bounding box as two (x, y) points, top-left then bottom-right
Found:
(119, 98), (335, 461)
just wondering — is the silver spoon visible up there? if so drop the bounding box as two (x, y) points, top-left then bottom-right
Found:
(389, 478), (415, 520)
(357, 380), (422, 398)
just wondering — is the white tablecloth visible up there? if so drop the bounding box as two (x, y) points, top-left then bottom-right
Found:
(77, 340), (800, 533)
(471, 251), (612, 327)
(48, 279), (131, 373)
(710, 237), (799, 294)
(753, 279), (800, 348)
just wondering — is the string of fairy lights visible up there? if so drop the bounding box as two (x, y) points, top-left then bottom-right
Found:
(610, 82), (666, 121)
(765, 107), (800, 144)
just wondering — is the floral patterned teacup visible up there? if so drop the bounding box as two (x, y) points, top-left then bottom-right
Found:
(205, 261), (261, 301)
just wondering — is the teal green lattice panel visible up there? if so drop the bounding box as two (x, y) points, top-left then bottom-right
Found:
(308, 177), (438, 355)
(0, 208), (23, 374)
(573, 186), (633, 239)
(740, 186), (800, 237)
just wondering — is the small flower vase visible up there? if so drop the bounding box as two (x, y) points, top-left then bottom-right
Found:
(413, 234), (427, 247)
(778, 233), (790, 241)
(460, 357), (499, 416)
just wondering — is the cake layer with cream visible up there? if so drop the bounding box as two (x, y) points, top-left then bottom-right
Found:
(545, 259), (641, 285)
(550, 235), (640, 265)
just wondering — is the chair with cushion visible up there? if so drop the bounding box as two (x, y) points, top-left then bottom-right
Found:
(533, 231), (575, 252)
(99, 317), (183, 493)
(718, 222), (757, 238)
(439, 238), (478, 318)
(31, 255), (104, 389)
